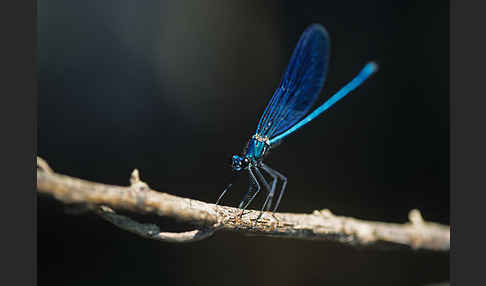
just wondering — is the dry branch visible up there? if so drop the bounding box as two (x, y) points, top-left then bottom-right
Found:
(36, 157), (450, 250)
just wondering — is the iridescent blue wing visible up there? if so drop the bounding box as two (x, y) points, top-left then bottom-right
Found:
(255, 24), (330, 139)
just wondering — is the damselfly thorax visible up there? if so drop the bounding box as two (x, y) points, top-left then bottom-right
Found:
(245, 134), (270, 160)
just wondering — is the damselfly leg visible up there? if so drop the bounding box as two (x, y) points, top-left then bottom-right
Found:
(215, 184), (231, 205)
(216, 172), (242, 205)
(253, 166), (274, 220)
(238, 167), (261, 216)
(260, 166), (277, 212)
(261, 163), (287, 212)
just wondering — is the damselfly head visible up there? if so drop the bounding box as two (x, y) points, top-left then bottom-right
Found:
(231, 155), (249, 172)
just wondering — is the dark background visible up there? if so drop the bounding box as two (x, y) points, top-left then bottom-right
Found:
(38, 1), (449, 285)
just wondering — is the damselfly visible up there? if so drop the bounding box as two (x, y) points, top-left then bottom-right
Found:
(216, 24), (378, 215)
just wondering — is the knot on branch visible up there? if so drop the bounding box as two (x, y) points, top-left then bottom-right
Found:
(408, 209), (425, 226)
(129, 169), (149, 192)
(37, 156), (53, 173)
(312, 208), (334, 218)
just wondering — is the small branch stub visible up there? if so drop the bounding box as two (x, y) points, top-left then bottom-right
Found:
(129, 169), (149, 192)
(409, 209), (425, 225)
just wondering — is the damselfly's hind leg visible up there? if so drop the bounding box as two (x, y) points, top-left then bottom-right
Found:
(258, 166), (278, 212)
(253, 166), (274, 220)
(261, 163), (287, 213)
(238, 167), (261, 217)
(262, 168), (278, 211)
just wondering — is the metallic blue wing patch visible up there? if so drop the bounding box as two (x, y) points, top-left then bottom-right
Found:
(255, 24), (330, 139)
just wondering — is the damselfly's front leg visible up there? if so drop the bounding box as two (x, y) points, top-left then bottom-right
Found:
(238, 167), (261, 217)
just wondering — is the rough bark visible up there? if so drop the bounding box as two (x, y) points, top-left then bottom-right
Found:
(36, 157), (450, 250)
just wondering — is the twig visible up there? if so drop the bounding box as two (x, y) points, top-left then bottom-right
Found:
(94, 169), (218, 243)
(36, 157), (450, 250)
(37, 156), (53, 173)
(95, 206), (217, 243)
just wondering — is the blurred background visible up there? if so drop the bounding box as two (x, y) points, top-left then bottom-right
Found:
(38, 0), (449, 285)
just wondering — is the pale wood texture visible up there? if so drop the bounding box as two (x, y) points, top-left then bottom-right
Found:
(37, 157), (450, 250)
